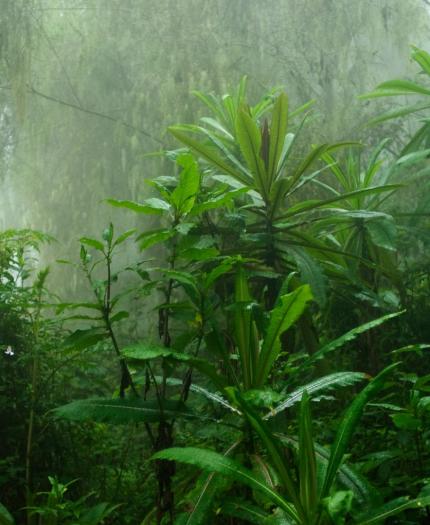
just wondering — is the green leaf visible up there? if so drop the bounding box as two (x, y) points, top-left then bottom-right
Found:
(391, 413), (421, 430)
(278, 434), (379, 505)
(113, 229), (136, 247)
(122, 342), (175, 360)
(321, 363), (400, 498)
(169, 127), (252, 186)
(137, 229), (175, 250)
(266, 372), (368, 419)
(80, 502), (119, 525)
(365, 218), (396, 251)
(155, 376), (238, 413)
(110, 310), (129, 324)
(356, 495), (430, 524)
(53, 398), (199, 424)
(365, 102), (430, 126)
(278, 185), (402, 220)
(298, 392), (317, 521)
(233, 266), (260, 389)
(190, 188), (248, 215)
(177, 441), (242, 525)
(323, 490), (353, 524)
(122, 343), (226, 390)
(152, 448), (299, 522)
(289, 246), (327, 306)
(62, 328), (109, 352)
(221, 500), (270, 524)
(411, 45), (430, 75)
(375, 79), (430, 96)
(171, 153), (200, 215)
(0, 503), (14, 525)
(255, 285), (313, 387)
(107, 198), (168, 214)
(236, 107), (267, 198)
(227, 390), (305, 521)
(268, 93), (288, 181)
(80, 237), (105, 251)
(295, 311), (403, 375)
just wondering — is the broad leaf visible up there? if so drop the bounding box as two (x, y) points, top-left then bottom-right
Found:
(107, 198), (168, 214)
(53, 398), (201, 424)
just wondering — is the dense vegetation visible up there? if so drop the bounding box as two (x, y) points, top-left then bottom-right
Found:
(2, 40), (430, 524)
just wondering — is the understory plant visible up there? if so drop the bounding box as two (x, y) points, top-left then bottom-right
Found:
(49, 74), (430, 524)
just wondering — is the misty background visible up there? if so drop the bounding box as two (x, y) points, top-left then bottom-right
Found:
(1, 0), (430, 297)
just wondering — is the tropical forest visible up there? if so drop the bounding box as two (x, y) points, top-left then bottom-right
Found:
(3, 1), (430, 524)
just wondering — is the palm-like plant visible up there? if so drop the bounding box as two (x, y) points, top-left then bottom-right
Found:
(169, 80), (401, 306)
(360, 46), (430, 154)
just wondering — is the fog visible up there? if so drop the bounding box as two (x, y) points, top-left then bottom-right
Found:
(1, 0), (430, 295)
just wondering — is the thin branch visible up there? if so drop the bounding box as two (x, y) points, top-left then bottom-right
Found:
(30, 11), (83, 108)
(0, 84), (164, 146)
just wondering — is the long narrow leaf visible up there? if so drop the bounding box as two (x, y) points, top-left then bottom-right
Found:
(152, 448), (299, 522)
(356, 495), (430, 524)
(265, 372), (368, 419)
(169, 127), (252, 186)
(293, 312), (403, 376)
(268, 93), (288, 182)
(298, 392), (317, 521)
(320, 363), (400, 498)
(236, 108), (268, 198)
(52, 398), (204, 424)
(228, 389), (305, 521)
(256, 285), (312, 387)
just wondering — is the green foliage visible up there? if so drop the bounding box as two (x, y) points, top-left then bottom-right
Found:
(4, 45), (430, 525)
(26, 476), (118, 525)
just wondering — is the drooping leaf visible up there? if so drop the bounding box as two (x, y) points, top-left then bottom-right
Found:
(356, 495), (430, 524)
(221, 499), (270, 524)
(122, 343), (226, 390)
(107, 198), (168, 214)
(177, 441), (242, 525)
(0, 503), (14, 525)
(79, 237), (105, 251)
(152, 448), (299, 522)
(168, 127), (252, 186)
(294, 311), (403, 375)
(62, 328), (109, 352)
(360, 78), (430, 99)
(137, 229), (175, 250)
(266, 372), (368, 419)
(52, 398), (200, 424)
